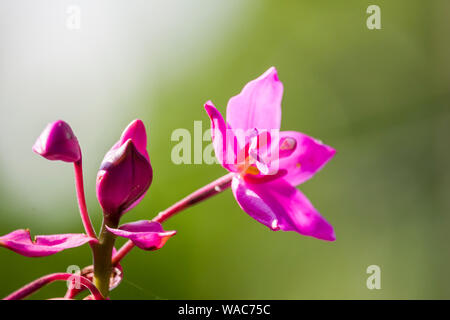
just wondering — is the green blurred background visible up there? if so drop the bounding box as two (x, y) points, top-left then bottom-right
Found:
(0, 0), (449, 299)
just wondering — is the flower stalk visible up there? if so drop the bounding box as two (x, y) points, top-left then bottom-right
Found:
(92, 215), (119, 298)
(4, 273), (103, 300)
(74, 160), (97, 240)
(154, 172), (234, 223)
(112, 172), (234, 266)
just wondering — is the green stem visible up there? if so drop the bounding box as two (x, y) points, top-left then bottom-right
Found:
(112, 172), (234, 266)
(92, 215), (119, 298)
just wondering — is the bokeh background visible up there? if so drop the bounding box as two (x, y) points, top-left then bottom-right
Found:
(0, 0), (449, 299)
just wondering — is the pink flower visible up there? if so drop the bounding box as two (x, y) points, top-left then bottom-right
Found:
(32, 120), (81, 162)
(106, 221), (176, 251)
(205, 67), (336, 241)
(96, 120), (153, 216)
(0, 229), (96, 257)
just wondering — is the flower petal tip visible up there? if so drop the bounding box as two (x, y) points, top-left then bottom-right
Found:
(159, 230), (177, 248)
(264, 66), (279, 81)
(119, 119), (148, 159)
(329, 147), (337, 158)
(226, 67), (283, 131)
(204, 101), (216, 112)
(315, 227), (336, 242)
(310, 221), (336, 242)
(123, 119), (146, 138)
(270, 219), (281, 231)
(317, 140), (336, 158)
(129, 119), (145, 128)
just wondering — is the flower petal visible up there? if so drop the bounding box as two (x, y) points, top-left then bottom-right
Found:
(232, 177), (335, 241)
(117, 119), (149, 161)
(0, 229), (96, 257)
(106, 220), (176, 251)
(226, 67), (283, 132)
(276, 131), (336, 186)
(232, 177), (280, 230)
(204, 101), (238, 171)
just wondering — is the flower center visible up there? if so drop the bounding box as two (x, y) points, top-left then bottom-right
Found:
(244, 165), (260, 176)
(237, 155), (260, 177)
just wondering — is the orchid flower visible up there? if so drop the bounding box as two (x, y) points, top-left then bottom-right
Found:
(204, 67), (336, 241)
(111, 67), (337, 281)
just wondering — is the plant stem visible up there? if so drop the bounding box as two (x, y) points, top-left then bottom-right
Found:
(73, 160), (97, 240)
(111, 240), (135, 266)
(153, 172), (235, 223)
(112, 172), (235, 266)
(92, 215), (119, 298)
(4, 273), (103, 300)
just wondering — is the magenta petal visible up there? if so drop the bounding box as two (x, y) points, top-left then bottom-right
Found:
(247, 129), (274, 174)
(276, 131), (336, 186)
(32, 120), (81, 162)
(117, 119), (149, 161)
(226, 67), (283, 132)
(0, 229), (96, 257)
(204, 101), (237, 171)
(106, 221), (176, 251)
(97, 140), (153, 216)
(232, 177), (335, 241)
(232, 177), (280, 230)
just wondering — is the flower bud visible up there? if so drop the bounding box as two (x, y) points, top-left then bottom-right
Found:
(32, 120), (81, 162)
(96, 120), (152, 216)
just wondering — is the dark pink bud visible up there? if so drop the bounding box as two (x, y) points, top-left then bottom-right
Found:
(32, 120), (81, 162)
(96, 120), (152, 216)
